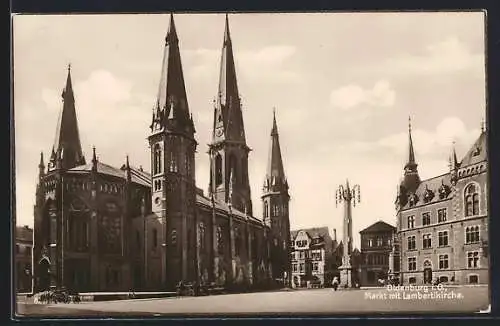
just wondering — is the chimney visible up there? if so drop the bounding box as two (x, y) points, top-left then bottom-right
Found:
(333, 228), (337, 242)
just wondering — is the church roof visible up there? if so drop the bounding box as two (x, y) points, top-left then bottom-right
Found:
(67, 161), (150, 187)
(359, 220), (396, 234)
(196, 194), (264, 225)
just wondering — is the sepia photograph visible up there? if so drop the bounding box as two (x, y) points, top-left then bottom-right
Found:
(12, 11), (489, 317)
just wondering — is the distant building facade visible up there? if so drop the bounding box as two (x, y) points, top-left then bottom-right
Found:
(16, 225), (33, 293)
(393, 119), (488, 285)
(31, 14), (291, 293)
(290, 227), (333, 288)
(359, 221), (396, 286)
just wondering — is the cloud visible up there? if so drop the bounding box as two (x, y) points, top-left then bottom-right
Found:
(377, 37), (484, 76)
(377, 116), (480, 158)
(330, 80), (396, 110)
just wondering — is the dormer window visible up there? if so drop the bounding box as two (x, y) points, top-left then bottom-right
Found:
(423, 186), (434, 203)
(408, 193), (418, 207)
(472, 147), (481, 157)
(439, 183), (451, 199)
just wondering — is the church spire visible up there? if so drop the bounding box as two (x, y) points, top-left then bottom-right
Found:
(50, 64), (85, 171)
(264, 109), (288, 193)
(401, 116), (420, 193)
(212, 13), (246, 143)
(405, 116), (417, 172)
(150, 13), (193, 135)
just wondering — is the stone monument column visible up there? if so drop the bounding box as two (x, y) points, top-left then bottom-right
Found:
(335, 180), (360, 288)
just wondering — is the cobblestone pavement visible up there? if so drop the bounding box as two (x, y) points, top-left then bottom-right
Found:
(15, 286), (490, 318)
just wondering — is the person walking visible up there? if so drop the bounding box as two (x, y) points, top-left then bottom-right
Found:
(332, 276), (339, 291)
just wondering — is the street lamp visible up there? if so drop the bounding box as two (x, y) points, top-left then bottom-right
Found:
(334, 180), (361, 288)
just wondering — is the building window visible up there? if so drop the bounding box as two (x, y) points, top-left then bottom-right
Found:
(26, 247), (32, 257)
(407, 236), (416, 251)
(368, 239), (374, 247)
(299, 263), (304, 273)
(409, 277), (416, 284)
(465, 226), (480, 244)
(312, 262), (319, 272)
(422, 212), (431, 226)
(407, 215), (415, 229)
(214, 154), (222, 186)
(16, 245), (20, 254)
(292, 264), (298, 272)
(438, 208), (447, 223)
(169, 152), (178, 173)
(469, 275), (479, 284)
(438, 231), (449, 247)
(377, 237), (383, 247)
(465, 184), (480, 216)
(152, 229), (158, 248)
(153, 144), (162, 175)
(185, 153), (190, 177)
(467, 251), (480, 268)
(264, 202), (268, 218)
(408, 257), (417, 271)
(439, 254), (449, 269)
(422, 234), (432, 249)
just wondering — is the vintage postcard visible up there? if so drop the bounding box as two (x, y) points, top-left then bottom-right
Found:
(12, 12), (489, 317)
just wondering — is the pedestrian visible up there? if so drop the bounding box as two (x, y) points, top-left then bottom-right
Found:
(332, 276), (339, 291)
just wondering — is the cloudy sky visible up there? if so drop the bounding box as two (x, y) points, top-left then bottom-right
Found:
(13, 12), (485, 247)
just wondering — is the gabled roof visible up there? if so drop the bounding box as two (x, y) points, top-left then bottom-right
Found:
(359, 220), (396, 234)
(291, 226), (330, 241)
(460, 130), (487, 167)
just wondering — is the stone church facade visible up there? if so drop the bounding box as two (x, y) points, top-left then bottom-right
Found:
(392, 119), (489, 285)
(32, 14), (291, 293)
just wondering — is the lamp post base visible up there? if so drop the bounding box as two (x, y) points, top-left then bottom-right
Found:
(339, 265), (353, 288)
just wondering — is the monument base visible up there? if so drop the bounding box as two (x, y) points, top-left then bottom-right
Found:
(339, 265), (353, 288)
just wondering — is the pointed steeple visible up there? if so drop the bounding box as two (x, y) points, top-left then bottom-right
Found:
(450, 141), (459, 169)
(125, 154), (131, 182)
(264, 109), (288, 193)
(150, 13), (192, 134)
(91, 146), (98, 172)
(38, 152), (45, 179)
(401, 116), (420, 193)
(405, 116), (417, 172)
(213, 14), (246, 143)
(50, 65), (85, 171)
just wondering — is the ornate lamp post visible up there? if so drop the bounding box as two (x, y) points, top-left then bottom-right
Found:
(335, 180), (360, 288)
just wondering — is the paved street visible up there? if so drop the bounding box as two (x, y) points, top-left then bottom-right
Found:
(16, 286), (489, 317)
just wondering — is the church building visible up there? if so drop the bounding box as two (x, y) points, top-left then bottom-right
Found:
(392, 118), (488, 285)
(32, 14), (291, 293)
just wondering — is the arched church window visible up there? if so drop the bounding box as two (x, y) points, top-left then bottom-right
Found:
(465, 184), (480, 217)
(185, 153), (190, 177)
(153, 144), (162, 175)
(241, 157), (247, 184)
(215, 154), (223, 186)
(169, 151), (178, 173)
(216, 226), (223, 254)
(229, 154), (238, 184)
(264, 202), (269, 218)
(198, 222), (205, 250)
(235, 227), (241, 256)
